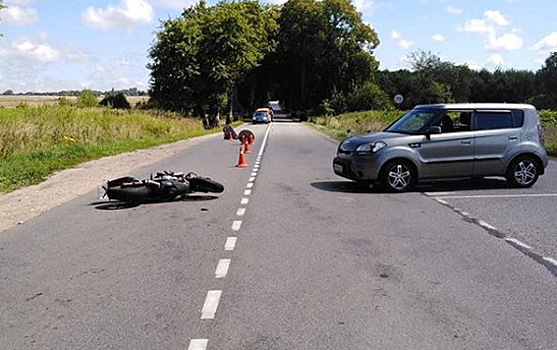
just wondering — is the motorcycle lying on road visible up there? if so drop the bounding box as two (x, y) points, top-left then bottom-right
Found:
(101, 171), (224, 203)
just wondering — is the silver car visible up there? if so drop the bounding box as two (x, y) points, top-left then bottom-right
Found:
(333, 103), (548, 192)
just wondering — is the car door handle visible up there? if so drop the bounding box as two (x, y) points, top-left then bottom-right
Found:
(461, 140), (471, 145)
(509, 136), (518, 141)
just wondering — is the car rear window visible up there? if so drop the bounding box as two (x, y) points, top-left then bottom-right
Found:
(474, 111), (514, 130)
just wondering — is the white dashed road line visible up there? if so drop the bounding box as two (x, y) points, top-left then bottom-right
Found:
(225, 237), (237, 251)
(215, 259), (231, 279)
(189, 123), (273, 347)
(231, 220), (242, 231)
(188, 339), (208, 350)
(201, 290), (222, 319)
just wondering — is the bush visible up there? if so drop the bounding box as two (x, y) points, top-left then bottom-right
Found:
(76, 90), (99, 108)
(99, 93), (131, 109)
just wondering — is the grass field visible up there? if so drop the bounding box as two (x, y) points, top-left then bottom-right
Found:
(0, 105), (235, 193)
(0, 95), (149, 108)
(309, 109), (557, 157)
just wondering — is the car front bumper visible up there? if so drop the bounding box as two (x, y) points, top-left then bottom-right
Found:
(333, 153), (382, 181)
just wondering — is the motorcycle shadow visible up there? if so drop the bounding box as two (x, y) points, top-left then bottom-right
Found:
(92, 195), (220, 211)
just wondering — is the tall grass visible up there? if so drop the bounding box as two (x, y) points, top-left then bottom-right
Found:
(308, 109), (557, 157)
(0, 106), (226, 192)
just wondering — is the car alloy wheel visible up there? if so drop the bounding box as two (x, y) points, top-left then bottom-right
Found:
(513, 159), (537, 186)
(506, 156), (540, 188)
(382, 160), (414, 192)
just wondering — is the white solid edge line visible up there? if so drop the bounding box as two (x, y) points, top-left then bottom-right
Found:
(215, 259), (231, 279)
(542, 257), (557, 266)
(505, 237), (533, 250)
(201, 290), (222, 319)
(225, 237), (237, 251)
(237, 208), (246, 216)
(436, 193), (557, 199)
(258, 122), (273, 157)
(477, 220), (497, 231)
(240, 198), (249, 205)
(231, 220), (242, 231)
(244, 189), (252, 195)
(188, 339), (208, 350)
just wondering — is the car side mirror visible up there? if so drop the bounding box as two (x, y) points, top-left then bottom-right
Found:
(427, 126), (442, 134)
(425, 126), (441, 139)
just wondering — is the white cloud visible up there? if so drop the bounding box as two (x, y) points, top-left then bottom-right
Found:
(484, 10), (509, 26)
(532, 32), (557, 53)
(353, 0), (374, 13)
(153, 0), (198, 9)
(0, 38), (60, 63)
(463, 10), (510, 34)
(486, 32), (523, 51)
(487, 54), (504, 66)
(447, 6), (463, 15)
(390, 30), (414, 49)
(5, 0), (35, 5)
(431, 34), (445, 42)
(82, 0), (153, 31)
(0, 6), (38, 26)
(399, 39), (414, 49)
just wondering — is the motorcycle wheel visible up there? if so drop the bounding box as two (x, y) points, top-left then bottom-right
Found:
(189, 177), (224, 193)
(107, 185), (150, 202)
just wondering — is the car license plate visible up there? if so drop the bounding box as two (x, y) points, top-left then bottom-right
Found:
(333, 163), (343, 174)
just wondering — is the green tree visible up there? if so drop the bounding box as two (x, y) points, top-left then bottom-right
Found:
(148, 1), (278, 124)
(532, 52), (557, 109)
(76, 90), (98, 108)
(274, 0), (379, 111)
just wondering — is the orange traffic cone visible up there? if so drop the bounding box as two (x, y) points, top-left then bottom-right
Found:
(236, 146), (248, 167)
(243, 140), (251, 154)
(249, 134), (255, 145)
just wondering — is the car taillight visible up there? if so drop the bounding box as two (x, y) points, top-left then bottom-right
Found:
(536, 115), (544, 145)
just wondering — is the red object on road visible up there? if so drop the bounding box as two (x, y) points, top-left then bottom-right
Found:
(236, 147), (248, 167)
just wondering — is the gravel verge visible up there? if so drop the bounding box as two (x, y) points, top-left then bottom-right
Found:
(0, 133), (219, 234)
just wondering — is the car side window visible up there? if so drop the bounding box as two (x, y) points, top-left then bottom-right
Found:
(434, 111), (472, 133)
(474, 112), (514, 130)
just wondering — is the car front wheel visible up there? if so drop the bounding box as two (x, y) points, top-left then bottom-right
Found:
(380, 160), (415, 192)
(506, 156), (540, 188)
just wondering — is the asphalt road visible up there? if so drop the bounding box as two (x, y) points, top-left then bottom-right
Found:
(1, 118), (556, 350)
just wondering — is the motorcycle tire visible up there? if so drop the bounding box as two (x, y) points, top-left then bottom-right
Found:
(189, 177), (225, 193)
(107, 185), (150, 202)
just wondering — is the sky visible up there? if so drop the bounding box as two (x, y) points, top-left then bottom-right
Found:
(0, 0), (556, 93)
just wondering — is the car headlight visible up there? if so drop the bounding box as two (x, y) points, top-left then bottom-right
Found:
(355, 141), (386, 154)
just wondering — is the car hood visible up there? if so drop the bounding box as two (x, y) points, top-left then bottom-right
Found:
(339, 132), (407, 151)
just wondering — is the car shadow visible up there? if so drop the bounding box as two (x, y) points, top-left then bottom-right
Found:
(92, 194), (220, 211)
(311, 181), (382, 193)
(312, 177), (511, 194)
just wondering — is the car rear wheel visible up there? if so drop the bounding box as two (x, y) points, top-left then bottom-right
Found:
(380, 160), (415, 192)
(506, 156), (540, 188)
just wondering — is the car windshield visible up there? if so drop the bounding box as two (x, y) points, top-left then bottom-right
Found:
(385, 109), (441, 134)
(254, 112), (267, 118)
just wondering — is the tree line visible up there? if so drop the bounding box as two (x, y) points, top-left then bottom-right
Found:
(148, 0), (557, 122)
(376, 50), (557, 112)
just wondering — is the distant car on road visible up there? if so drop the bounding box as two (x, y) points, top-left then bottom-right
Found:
(333, 103), (549, 192)
(252, 108), (273, 124)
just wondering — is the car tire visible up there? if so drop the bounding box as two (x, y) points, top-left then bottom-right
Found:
(380, 160), (416, 192)
(506, 155), (540, 188)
